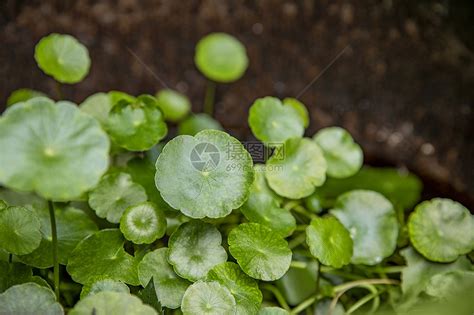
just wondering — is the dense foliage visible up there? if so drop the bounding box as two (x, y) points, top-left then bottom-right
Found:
(0, 32), (473, 315)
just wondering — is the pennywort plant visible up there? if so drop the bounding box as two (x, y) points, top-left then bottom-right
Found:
(0, 32), (473, 315)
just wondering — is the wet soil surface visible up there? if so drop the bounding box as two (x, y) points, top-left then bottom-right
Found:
(1, 0), (473, 207)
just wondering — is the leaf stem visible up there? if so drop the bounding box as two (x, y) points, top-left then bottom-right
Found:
(346, 288), (386, 314)
(315, 260), (321, 295)
(48, 200), (60, 300)
(290, 294), (320, 314)
(203, 80), (216, 116)
(8, 253), (12, 263)
(54, 81), (63, 100)
(261, 284), (290, 311)
(288, 233), (306, 249)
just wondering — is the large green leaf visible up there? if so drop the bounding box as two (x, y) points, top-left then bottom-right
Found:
(306, 216), (353, 268)
(89, 172), (148, 224)
(138, 248), (190, 309)
(67, 229), (140, 285)
(207, 262), (263, 315)
(408, 198), (474, 262)
(120, 202), (166, 244)
(0, 206), (41, 255)
(195, 32), (248, 83)
(0, 97), (110, 200)
(228, 223), (292, 281)
(313, 127), (363, 178)
(70, 291), (157, 315)
(156, 89), (191, 122)
(330, 190), (398, 265)
(19, 205), (97, 268)
(240, 165), (295, 237)
(168, 221), (227, 281)
(181, 281), (236, 315)
(266, 138), (327, 199)
(155, 130), (254, 219)
(178, 113), (223, 136)
(0, 282), (63, 314)
(34, 33), (90, 84)
(248, 97), (304, 145)
(106, 95), (167, 151)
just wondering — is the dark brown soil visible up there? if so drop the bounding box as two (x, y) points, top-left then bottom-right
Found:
(1, 0), (473, 208)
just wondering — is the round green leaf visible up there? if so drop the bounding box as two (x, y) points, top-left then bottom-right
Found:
(178, 113), (223, 136)
(207, 262), (263, 315)
(138, 248), (190, 309)
(80, 278), (130, 299)
(89, 172), (148, 224)
(313, 127), (363, 178)
(241, 165), (295, 237)
(195, 32), (248, 83)
(0, 283), (63, 315)
(6, 88), (46, 107)
(259, 307), (290, 315)
(249, 97), (305, 145)
(265, 138), (327, 199)
(0, 206), (41, 255)
(106, 95), (168, 151)
(181, 281), (236, 315)
(408, 198), (474, 262)
(19, 205), (98, 268)
(330, 190), (399, 265)
(34, 33), (90, 84)
(168, 221), (227, 281)
(156, 89), (191, 122)
(306, 216), (353, 268)
(70, 291), (157, 315)
(0, 262), (34, 293)
(155, 130), (254, 219)
(120, 202), (166, 244)
(0, 97), (110, 200)
(228, 223), (292, 281)
(67, 229), (140, 285)
(282, 98), (309, 128)
(79, 92), (113, 125)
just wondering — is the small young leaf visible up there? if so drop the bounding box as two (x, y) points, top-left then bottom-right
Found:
(408, 198), (474, 262)
(19, 205), (98, 268)
(80, 278), (130, 299)
(248, 97), (304, 145)
(67, 229), (140, 285)
(181, 281), (236, 315)
(34, 33), (90, 84)
(228, 223), (292, 281)
(155, 130), (254, 219)
(0, 283), (63, 315)
(207, 262), (263, 315)
(330, 190), (398, 265)
(265, 138), (327, 199)
(138, 248), (190, 309)
(120, 202), (166, 244)
(88, 172), (148, 224)
(156, 89), (191, 122)
(0, 98), (110, 200)
(6, 88), (46, 107)
(306, 216), (353, 268)
(70, 291), (157, 315)
(106, 95), (168, 151)
(178, 113), (223, 136)
(79, 92), (113, 125)
(258, 307), (290, 315)
(282, 98), (309, 128)
(240, 165), (295, 237)
(168, 221), (227, 281)
(313, 127), (363, 178)
(195, 32), (248, 83)
(0, 206), (41, 255)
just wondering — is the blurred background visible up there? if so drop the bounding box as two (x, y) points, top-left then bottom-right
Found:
(1, 0), (473, 207)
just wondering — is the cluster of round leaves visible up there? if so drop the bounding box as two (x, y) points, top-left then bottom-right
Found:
(1, 31), (474, 315)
